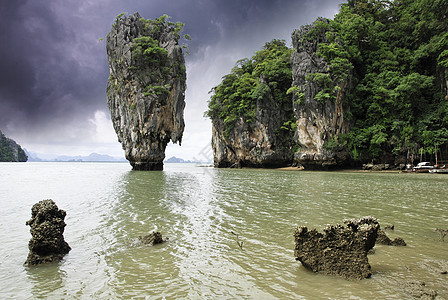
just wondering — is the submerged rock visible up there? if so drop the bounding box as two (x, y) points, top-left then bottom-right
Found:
(418, 259), (448, 275)
(403, 280), (437, 299)
(376, 230), (406, 246)
(383, 224), (395, 230)
(25, 199), (71, 266)
(106, 13), (186, 170)
(435, 228), (448, 241)
(294, 216), (379, 280)
(138, 231), (165, 245)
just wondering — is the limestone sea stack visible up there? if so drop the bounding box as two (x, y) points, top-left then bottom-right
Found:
(106, 13), (186, 170)
(25, 199), (71, 266)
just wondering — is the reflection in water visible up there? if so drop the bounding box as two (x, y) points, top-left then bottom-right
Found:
(26, 264), (67, 298)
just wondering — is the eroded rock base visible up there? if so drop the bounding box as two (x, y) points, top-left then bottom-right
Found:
(294, 216), (379, 280)
(131, 162), (164, 171)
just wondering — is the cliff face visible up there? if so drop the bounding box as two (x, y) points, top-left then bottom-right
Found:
(106, 13), (186, 170)
(290, 19), (351, 169)
(0, 130), (27, 162)
(208, 40), (294, 168)
(210, 20), (352, 169)
(212, 79), (293, 168)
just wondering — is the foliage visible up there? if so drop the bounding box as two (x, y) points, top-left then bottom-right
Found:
(287, 86), (305, 105)
(206, 0), (448, 162)
(0, 131), (27, 162)
(125, 14), (188, 98)
(327, 0), (448, 161)
(131, 36), (169, 65)
(205, 39), (293, 138)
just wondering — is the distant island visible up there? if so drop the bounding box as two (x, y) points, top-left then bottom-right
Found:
(0, 130), (27, 162)
(164, 156), (213, 164)
(23, 151), (207, 164)
(25, 150), (126, 162)
(165, 156), (192, 163)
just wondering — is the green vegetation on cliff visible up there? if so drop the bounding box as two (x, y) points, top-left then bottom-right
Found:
(0, 131), (27, 162)
(205, 39), (294, 137)
(207, 0), (448, 164)
(331, 0), (448, 161)
(110, 14), (188, 99)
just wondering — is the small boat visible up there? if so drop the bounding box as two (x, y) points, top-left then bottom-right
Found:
(413, 162), (434, 173)
(429, 165), (448, 174)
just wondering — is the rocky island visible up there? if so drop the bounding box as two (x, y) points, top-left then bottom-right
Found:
(106, 13), (187, 170)
(206, 1), (448, 169)
(206, 40), (295, 168)
(0, 130), (27, 162)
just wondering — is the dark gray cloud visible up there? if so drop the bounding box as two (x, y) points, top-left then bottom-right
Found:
(0, 0), (107, 133)
(0, 0), (344, 158)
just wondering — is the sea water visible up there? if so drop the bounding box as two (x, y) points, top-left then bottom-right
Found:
(0, 162), (447, 299)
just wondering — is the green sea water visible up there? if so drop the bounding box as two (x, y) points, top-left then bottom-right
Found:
(0, 162), (447, 299)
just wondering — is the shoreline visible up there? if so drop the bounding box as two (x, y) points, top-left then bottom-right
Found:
(274, 166), (404, 173)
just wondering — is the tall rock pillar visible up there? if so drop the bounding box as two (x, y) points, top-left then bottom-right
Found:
(290, 19), (351, 169)
(106, 13), (186, 170)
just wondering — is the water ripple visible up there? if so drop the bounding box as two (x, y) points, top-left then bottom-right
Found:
(1, 164), (447, 298)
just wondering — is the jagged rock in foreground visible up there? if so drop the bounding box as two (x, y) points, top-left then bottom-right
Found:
(25, 200), (71, 266)
(0, 130), (27, 162)
(138, 231), (165, 245)
(106, 13), (186, 170)
(290, 19), (351, 169)
(294, 216), (379, 280)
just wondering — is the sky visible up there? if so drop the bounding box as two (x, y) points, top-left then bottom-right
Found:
(0, 0), (344, 161)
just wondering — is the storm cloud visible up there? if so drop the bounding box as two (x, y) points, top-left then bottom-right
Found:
(0, 0), (343, 159)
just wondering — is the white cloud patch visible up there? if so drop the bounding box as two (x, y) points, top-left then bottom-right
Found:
(89, 110), (118, 143)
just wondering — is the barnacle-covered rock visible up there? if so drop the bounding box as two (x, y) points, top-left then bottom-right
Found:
(294, 216), (379, 280)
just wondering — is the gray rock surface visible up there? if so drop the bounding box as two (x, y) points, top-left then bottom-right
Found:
(106, 13), (186, 170)
(294, 216), (379, 280)
(211, 77), (294, 168)
(138, 231), (165, 245)
(290, 19), (351, 169)
(25, 199), (71, 266)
